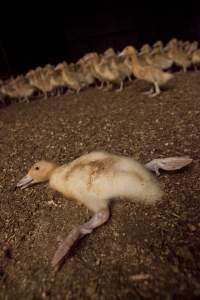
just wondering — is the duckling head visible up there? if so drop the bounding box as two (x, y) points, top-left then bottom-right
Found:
(153, 41), (163, 48)
(119, 46), (137, 57)
(16, 160), (57, 189)
(104, 48), (115, 58)
(140, 44), (151, 54)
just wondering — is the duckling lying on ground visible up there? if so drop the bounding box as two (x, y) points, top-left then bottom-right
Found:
(119, 46), (174, 97)
(16, 151), (192, 267)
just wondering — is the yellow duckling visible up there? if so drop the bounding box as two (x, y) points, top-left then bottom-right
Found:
(119, 46), (174, 97)
(104, 48), (133, 88)
(191, 49), (200, 70)
(82, 53), (106, 89)
(184, 41), (198, 56)
(26, 68), (53, 99)
(14, 77), (35, 102)
(85, 52), (117, 91)
(139, 44), (152, 66)
(1, 76), (35, 102)
(75, 59), (95, 88)
(56, 63), (81, 93)
(150, 47), (173, 70)
(167, 39), (191, 72)
(16, 151), (192, 267)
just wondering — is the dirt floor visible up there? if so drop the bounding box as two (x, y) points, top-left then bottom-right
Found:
(0, 71), (200, 300)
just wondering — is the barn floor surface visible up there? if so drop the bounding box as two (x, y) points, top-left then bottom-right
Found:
(0, 71), (200, 300)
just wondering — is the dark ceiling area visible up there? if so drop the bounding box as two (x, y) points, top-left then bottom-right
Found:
(0, 2), (200, 77)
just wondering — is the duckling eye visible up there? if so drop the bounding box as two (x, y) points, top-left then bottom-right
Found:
(35, 166), (39, 170)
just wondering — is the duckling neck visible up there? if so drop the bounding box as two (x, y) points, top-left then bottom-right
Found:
(47, 163), (59, 181)
(130, 53), (143, 75)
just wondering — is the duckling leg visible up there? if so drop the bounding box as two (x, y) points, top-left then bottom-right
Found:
(116, 81), (123, 92)
(52, 207), (110, 267)
(145, 157), (193, 176)
(149, 82), (160, 97)
(103, 82), (112, 91)
(76, 87), (81, 94)
(128, 75), (132, 81)
(44, 91), (47, 100)
(194, 65), (197, 71)
(97, 81), (104, 90)
(23, 96), (29, 103)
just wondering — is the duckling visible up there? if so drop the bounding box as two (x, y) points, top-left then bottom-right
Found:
(1, 83), (18, 99)
(16, 151), (192, 267)
(191, 49), (200, 70)
(184, 41), (198, 56)
(119, 46), (174, 97)
(75, 59), (95, 88)
(93, 48), (131, 92)
(26, 69), (54, 99)
(49, 69), (66, 95)
(167, 39), (191, 72)
(149, 47), (173, 70)
(14, 77), (35, 102)
(56, 63), (81, 93)
(104, 48), (132, 86)
(83, 53), (109, 90)
(1, 77), (35, 102)
(138, 44), (152, 66)
(140, 44), (152, 54)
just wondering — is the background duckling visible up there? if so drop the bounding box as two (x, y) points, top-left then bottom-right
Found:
(14, 77), (35, 102)
(185, 41), (198, 56)
(56, 63), (81, 94)
(85, 52), (114, 91)
(75, 59), (95, 89)
(49, 69), (66, 96)
(138, 44), (152, 66)
(104, 48), (133, 86)
(26, 68), (54, 99)
(191, 49), (200, 70)
(82, 53), (105, 89)
(16, 151), (192, 267)
(167, 39), (191, 72)
(1, 76), (35, 102)
(120, 46), (174, 97)
(149, 46), (173, 70)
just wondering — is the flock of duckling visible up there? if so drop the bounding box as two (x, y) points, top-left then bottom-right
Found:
(1, 37), (200, 103)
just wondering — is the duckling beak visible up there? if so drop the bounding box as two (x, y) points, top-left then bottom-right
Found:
(16, 174), (35, 189)
(118, 51), (124, 57)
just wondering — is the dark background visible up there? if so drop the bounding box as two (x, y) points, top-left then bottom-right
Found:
(0, 1), (200, 78)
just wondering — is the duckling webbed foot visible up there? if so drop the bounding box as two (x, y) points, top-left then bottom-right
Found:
(143, 88), (154, 95)
(97, 81), (104, 90)
(145, 157), (193, 176)
(52, 207), (110, 267)
(149, 82), (160, 97)
(116, 81), (123, 92)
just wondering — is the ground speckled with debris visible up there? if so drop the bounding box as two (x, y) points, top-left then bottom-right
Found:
(0, 71), (200, 300)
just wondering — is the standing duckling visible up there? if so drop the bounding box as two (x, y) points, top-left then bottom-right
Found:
(119, 46), (174, 97)
(167, 39), (191, 72)
(191, 49), (200, 71)
(16, 151), (192, 267)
